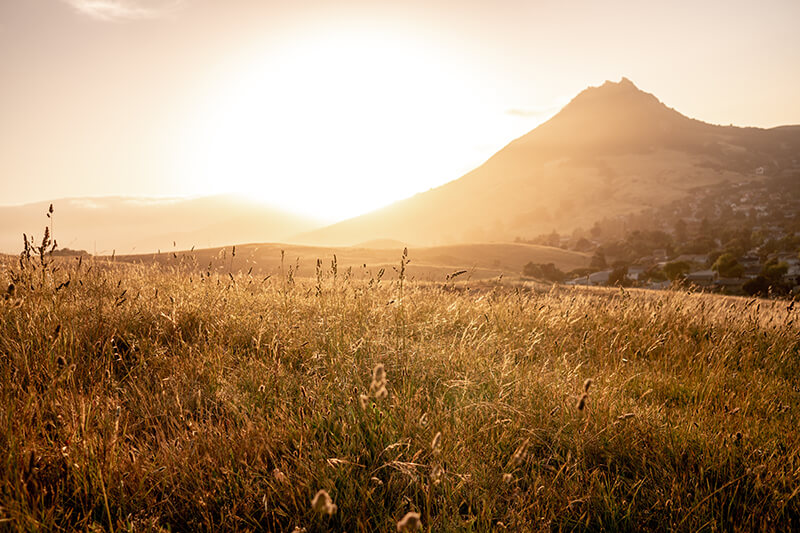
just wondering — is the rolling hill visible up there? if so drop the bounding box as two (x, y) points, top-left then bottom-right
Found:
(114, 241), (589, 281)
(297, 78), (800, 246)
(0, 195), (322, 255)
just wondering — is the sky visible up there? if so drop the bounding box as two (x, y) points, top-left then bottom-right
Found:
(1, 0), (799, 221)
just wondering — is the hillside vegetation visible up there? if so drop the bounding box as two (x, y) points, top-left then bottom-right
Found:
(1, 252), (799, 531)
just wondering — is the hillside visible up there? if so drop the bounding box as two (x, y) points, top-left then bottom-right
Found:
(298, 78), (800, 246)
(115, 241), (589, 281)
(0, 195), (322, 255)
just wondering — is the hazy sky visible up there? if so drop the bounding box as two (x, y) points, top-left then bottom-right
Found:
(2, 0), (799, 220)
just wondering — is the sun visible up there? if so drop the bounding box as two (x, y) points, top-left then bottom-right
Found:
(175, 28), (489, 221)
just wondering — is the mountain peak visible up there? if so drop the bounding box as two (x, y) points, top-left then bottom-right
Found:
(602, 76), (638, 89)
(575, 77), (656, 103)
(512, 77), (701, 153)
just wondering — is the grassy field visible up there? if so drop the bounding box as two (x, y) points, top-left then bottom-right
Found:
(113, 241), (589, 282)
(1, 250), (799, 531)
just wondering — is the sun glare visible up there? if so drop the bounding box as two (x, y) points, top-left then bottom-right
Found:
(178, 29), (489, 221)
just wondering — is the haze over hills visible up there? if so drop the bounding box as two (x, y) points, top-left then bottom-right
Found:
(297, 78), (800, 246)
(0, 195), (321, 255)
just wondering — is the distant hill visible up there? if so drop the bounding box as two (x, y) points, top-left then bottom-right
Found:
(0, 195), (322, 255)
(115, 242), (589, 281)
(297, 78), (800, 246)
(353, 239), (409, 250)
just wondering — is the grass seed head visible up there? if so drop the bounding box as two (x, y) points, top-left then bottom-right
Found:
(359, 394), (370, 410)
(370, 363), (388, 398)
(311, 489), (337, 515)
(272, 468), (287, 484)
(372, 363), (385, 381)
(510, 439), (529, 467)
(577, 393), (588, 411)
(431, 465), (443, 485)
(396, 511), (422, 532)
(371, 363), (386, 385)
(431, 431), (442, 452)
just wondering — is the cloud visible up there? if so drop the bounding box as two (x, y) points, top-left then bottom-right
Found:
(60, 0), (183, 21)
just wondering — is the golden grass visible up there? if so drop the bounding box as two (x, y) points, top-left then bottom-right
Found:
(114, 241), (589, 283)
(0, 253), (798, 531)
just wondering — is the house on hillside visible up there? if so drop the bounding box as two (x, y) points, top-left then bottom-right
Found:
(637, 255), (656, 267)
(627, 265), (646, 281)
(685, 270), (715, 287)
(674, 254), (708, 266)
(567, 276), (591, 286)
(715, 277), (747, 292)
(742, 264), (761, 278)
(653, 249), (668, 262)
(588, 270), (611, 285)
(739, 255), (762, 278)
(777, 254), (800, 278)
(566, 270), (612, 287)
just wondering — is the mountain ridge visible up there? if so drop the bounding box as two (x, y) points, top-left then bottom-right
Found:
(296, 78), (800, 246)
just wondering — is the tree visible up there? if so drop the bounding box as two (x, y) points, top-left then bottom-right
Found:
(663, 261), (691, 281)
(546, 231), (561, 248)
(679, 237), (715, 255)
(51, 247), (90, 257)
(762, 259), (788, 281)
(707, 250), (724, 268)
(590, 250), (607, 270)
(522, 262), (565, 282)
(642, 266), (667, 282)
(608, 266), (629, 287)
(573, 238), (593, 252)
(722, 238), (747, 259)
(566, 267), (594, 279)
(743, 276), (770, 297)
(712, 253), (744, 278)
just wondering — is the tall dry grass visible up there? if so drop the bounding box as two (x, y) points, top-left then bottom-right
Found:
(0, 248), (798, 531)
